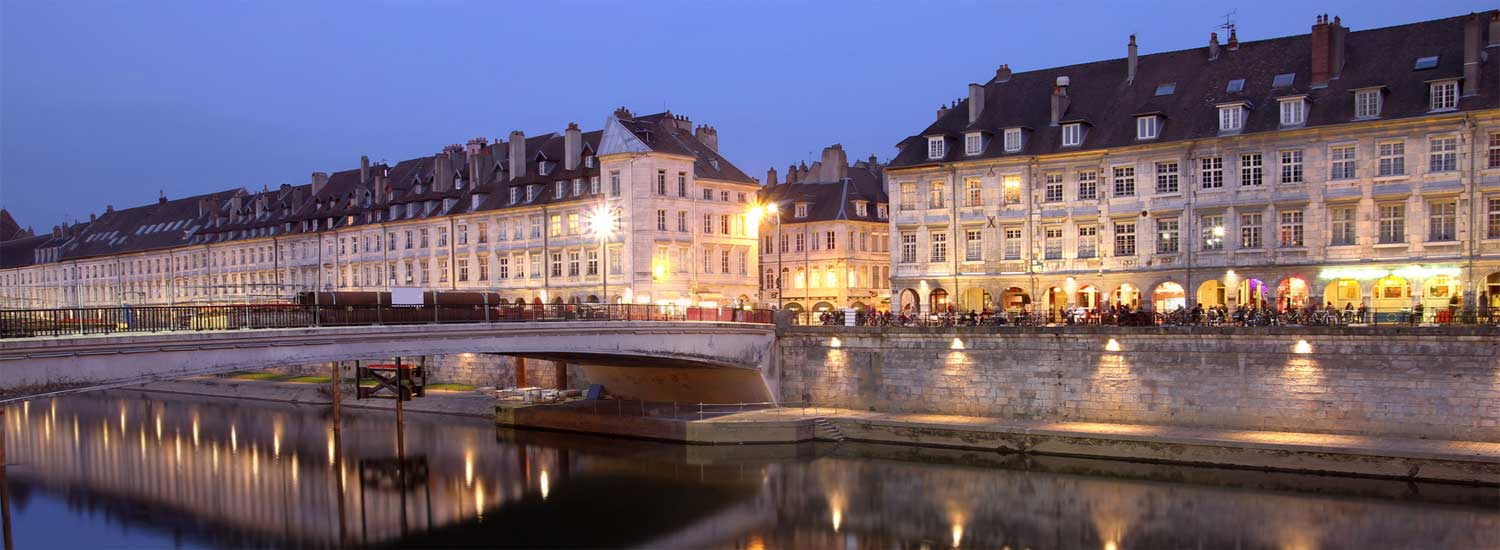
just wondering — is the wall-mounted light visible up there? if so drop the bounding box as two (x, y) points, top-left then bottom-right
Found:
(1293, 339), (1312, 354)
(830, 337), (842, 348)
(1105, 338), (1121, 352)
(950, 338), (965, 350)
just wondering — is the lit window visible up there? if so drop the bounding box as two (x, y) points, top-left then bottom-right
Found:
(1061, 123), (1082, 147)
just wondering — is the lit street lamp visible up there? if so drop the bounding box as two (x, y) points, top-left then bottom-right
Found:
(589, 204), (616, 312)
(765, 203), (782, 309)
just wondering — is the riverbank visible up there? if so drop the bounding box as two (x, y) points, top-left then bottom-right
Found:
(132, 377), (497, 418)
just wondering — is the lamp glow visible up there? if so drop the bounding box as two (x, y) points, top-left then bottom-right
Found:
(1105, 338), (1121, 352)
(1293, 339), (1312, 354)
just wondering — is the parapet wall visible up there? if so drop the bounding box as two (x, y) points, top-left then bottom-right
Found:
(777, 326), (1500, 441)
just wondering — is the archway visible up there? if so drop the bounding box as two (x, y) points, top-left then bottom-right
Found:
(849, 301), (867, 311)
(1075, 285), (1100, 309)
(1111, 283), (1140, 310)
(1486, 272), (1500, 309)
(1372, 275), (1410, 318)
(1236, 278), (1266, 308)
(1322, 279), (1361, 309)
(929, 288), (951, 314)
(1421, 273), (1461, 318)
(898, 288), (920, 313)
(551, 296), (564, 305)
(1046, 286), (1069, 317)
(1275, 277), (1310, 310)
(961, 287), (992, 313)
(1152, 282), (1186, 312)
(784, 302), (804, 313)
(999, 287), (1030, 313)
(1196, 280), (1225, 308)
(586, 295), (600, 303)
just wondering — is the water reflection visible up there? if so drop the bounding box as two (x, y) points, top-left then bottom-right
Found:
(1, 391), (1496, 549)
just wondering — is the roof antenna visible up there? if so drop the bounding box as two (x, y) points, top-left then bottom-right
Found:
(1217, 10), (1238, 50)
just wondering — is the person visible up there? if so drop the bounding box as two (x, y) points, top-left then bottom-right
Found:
(1412, 302), (1424, 325)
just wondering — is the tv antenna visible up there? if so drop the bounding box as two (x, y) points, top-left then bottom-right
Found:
(1216, 10), (1237, 36)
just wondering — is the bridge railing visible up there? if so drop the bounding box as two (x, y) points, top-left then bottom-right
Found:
(0, 303), (775, 339)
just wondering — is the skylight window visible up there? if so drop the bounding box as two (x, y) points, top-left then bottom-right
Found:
(1272, 73), (1295, 88)
(1412, 56), (1439, 70)
(1226, 79), (1245, 93)
(1154, 83), (1176, 96)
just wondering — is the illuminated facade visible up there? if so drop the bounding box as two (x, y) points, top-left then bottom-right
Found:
(885, 12), (1500, 317)
(0, 109), (762, 309)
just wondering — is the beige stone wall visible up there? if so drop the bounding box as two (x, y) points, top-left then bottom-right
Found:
(778, 326), (1500, 441)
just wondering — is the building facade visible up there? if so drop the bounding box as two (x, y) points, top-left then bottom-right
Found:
(757, 145), (891, 313)
(0, 109), (763, 309)
(885, 12), (1500, 319)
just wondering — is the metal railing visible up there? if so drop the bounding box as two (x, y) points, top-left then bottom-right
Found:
(794, 306), (1500, 329)
(0, 303), (774, 339)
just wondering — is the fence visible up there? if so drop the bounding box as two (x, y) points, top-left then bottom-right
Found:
(794, 306), (1500, 329)
(0, 303), (774, 339)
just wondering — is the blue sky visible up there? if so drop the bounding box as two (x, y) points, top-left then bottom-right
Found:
(2, 0), (1493, 229)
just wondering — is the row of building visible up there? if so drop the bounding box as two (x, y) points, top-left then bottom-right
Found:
(3, 11), (1499, 316)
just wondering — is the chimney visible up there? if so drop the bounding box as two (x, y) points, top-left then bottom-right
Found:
(613, 106), (633, 119)
(1464, 13), (1483, 96)
(967, 83), (985, 124)
(818, 144), (849, 182)
(786, 163), (799, 184)
(563, 123), (583, 171)
(1331, 16), (1346, 80)
(1209, 32), (1220, 61)
(766, 166), (779, 186)
(1490, 13), (1499, 48)
(360, 155), (370, 183)
(311, 172), (330, 195)
(373, 167), (388, 205)
(1050, 76), (1071, 126)
(434, 153), (453, 193)
(1311, 14), (1331, 87)
(1227, 26), (1238, 50)
(868, 154), (879, 167)
(798, 161), (809, 182)
(508, 131), (526, 181)
(1127, 34), (1138, 84)
(466, 137), (487, 183)
(694, 124), (719, 152)
(936, 103), (951, 121)
(158, 190), (168, 205)
(807, 161), (823, 181)
(89, 213), (96, 223)
(994, 64), (1012, 82)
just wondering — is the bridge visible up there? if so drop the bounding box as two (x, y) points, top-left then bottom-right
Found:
(0, 304), (780, 401)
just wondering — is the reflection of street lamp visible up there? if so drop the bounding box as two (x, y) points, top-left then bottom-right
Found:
(589, 205), (616, 306)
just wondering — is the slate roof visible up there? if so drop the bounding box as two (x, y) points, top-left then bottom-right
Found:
(758, 160), (888, 224)
(891, 11), (1500, 167)
(54, 189), (244, 260)
(0, 209), (27, 242)
(0, 234), (51, 269)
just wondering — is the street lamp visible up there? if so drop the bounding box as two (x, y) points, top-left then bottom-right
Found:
(589, 205), (616, 310)
(765, 203), (783, 309)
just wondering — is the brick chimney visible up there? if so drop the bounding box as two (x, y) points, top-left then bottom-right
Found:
(466, 137), (488, 183)
(1227, 26), (1238, 50)
(563, 123), (583, 171)
(936, 103), (951, 121)
(311, 172), (330, 196)
(994, 64), (1012, 82)
(1209, 32), (1220, 61)
(967, 83), (985, 124)
(434, 152), (453, 193)
(766, 166), (779, 186)
(694, 124), (718, 152)
(1050, 76), (1071, 126)
(1490, 13), (1499, 48)
(613, 106), (633, 119)
(1311, 15), (1332, 87)
(1127, 34), (1138, 84)
(373, 165), (388, 205)
(360, 155), (370, 183)
(508, 131), (526, 181)
(818, 144), (849, 182)
(786, 163), (799, 184)
(1464, 12), (1483, 96)
(1331, 16), (1346, 80)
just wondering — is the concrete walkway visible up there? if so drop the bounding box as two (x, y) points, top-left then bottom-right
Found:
(133, 377), (497, 418)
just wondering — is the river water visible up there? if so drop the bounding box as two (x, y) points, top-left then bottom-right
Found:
(2, 391), (1495, 549)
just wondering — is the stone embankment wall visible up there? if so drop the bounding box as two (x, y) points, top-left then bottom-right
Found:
(269, 354), (590, 390)
(777, 326), (1500, 441)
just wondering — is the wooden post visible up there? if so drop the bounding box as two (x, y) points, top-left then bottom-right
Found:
(554, 361), (568, 390)
(515, 356), (527, 387)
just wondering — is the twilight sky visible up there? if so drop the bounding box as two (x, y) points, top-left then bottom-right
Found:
(2, 0), (1493, 230)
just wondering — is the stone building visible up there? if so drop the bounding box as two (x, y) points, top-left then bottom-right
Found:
(0, 109), (762, 309)
(885, 12), (1500, 319)
(757, 144), (891, 313)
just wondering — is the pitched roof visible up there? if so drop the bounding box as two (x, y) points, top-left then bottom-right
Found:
(891, 11), (1499, 167)
(0, 209), (27, 242)
(758, 160), (887, 224)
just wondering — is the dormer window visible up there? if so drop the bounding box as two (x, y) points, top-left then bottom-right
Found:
(525, 185), (537, 202)
(1061, 123), (1082, 147)
(509, 187), (520, 204)
(1003, 128), (1022, 152)
(1135, 116), (1160, 140)
(794, 203), (809, 218)
(1429, 80), (1458, 111)
(877, 204), (888, 218)
(1218, 104), (1245, 132)
(927, 137), (945, 159)
(854, 201), (868, 217)
(1278, 97), (1306, 126)
(964, 132), (983, 155)
(554, 181), (565, 199)
(1354, 88), (1382, 119)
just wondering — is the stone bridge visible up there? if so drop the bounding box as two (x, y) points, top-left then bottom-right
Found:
(0, 321), (779, 400)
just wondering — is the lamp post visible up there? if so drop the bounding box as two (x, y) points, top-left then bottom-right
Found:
(589, 205), (616, 313)
(766, 203), (783, 309)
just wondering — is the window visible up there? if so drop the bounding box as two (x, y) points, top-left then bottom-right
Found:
(721, 215), (730, 235)
(899, 183), (917, 210)
(550, 252), (562, 277)
(1428, 201), (1456, 241)
(1002, 176), (1021, 204)
(1218, 105), (1244, 132)
(855, 202), (868, 217)
(965, 178), (983, 207)
(1355, 89), (1382, 118)
(794, 203), (808, 218)
(1136, 116), (1159, 140)
(438, 227), (449, 247)
(529, 215), (542, 239)
(1413, 56), (1439, 70)
(1043, 173), (1064, 203)
(677, 172), (687, 197)
(1330, 207), (1357, 246)
(1061, 123), (1082, 147)
(1154, 82), (1176, 95)
(927, 137), (945, 159)
(509, 187), (520, 204)
(1379, 203), (1405, 244)
(654, 170), (667, 195)
(1077, 171), (1098, 200)
(526, 185), (537, 202)
(457, 224), (469, 245)
(794, 232), (805, 252)
(1003, 228), (1022, 260)
(1112, 166), (1135, 197)
(1280, 150), (1304, 184)
(1375, 141), (1406, 177)
(1201, 214), (1224, 250)
(929, 182), (946, 209)
(554, 181), (566, 199)
(564, 251), (579, 277)
(1154, 161), (1178, 194)
(1489, 196), (1500, 239)
(1430, 81), (1458, 111)
(590, 176), (600, 194)
(1240, 213), (1262, 248)
(825, 231), (836, 250)
(877, 204), (888, 218)
(476, 222), (488, 244)
(929, 231), (947, 263)
(1429, 136), (1458, 172)
(656, 210), (667, 231)
(419, 228), (429, 248)
(1226, 78), (1245, 93)
(1489, 132), (1500, 169)
(1331, 145), (1358, 179)
(677, 211), (688, 232)
(1113, 222), (1135, 256)
(1239, 153), (1263, 186)
(703, 214), (713, 233)
(1156, 219), (1179, 253)
(1201, 157), (1223, 189)
(1271, 73), (1295, 88)
(702, 188), (713, 200)
(1043, 227), (1063, 259)
(964, 229), (983, 261)
(498, 256), (509, 279)
(1278, 98), (1305, 126)
(609, 171), (621, 196)
(899, 232), (917, 263)
(548, 214), (561, 237)
(457, 258), (469, 282)
(587, 250), (599, 276)
(1279, 210), (1304, 247)
(965, 133), (983, 155)
(1003, 128), (1022, 152)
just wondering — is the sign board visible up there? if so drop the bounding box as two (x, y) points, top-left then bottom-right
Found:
(391, 287), (425, 307)
(843, 308), (858, 326)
